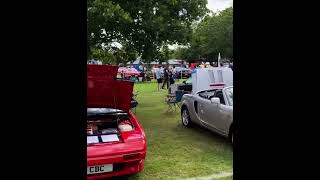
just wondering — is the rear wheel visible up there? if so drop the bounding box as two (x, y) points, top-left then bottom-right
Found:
(181, 107), (192, 127)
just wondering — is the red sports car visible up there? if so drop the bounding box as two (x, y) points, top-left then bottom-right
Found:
(87, 65), (147, 179)
(118, 67), (144, 79)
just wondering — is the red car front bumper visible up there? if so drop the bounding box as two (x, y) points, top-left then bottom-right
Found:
(87, 153), (145, 180)
(87, 112), (146, 179)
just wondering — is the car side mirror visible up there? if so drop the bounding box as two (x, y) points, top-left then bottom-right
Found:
(211, 97), (220, 105)
(183, 80), (186, 84)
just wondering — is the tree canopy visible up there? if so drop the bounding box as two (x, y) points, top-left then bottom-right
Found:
(172, 7), (233, 62)
(88, 0), (208, 64)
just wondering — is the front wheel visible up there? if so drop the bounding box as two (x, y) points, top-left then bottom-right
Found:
(181, 107), (192, 127)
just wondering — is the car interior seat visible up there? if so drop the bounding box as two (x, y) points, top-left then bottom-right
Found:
(215, 91), (225, 105)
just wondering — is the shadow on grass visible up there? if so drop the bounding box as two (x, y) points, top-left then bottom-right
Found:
(108, 174), (136, 180)
(175, 122), (231, 146)
(163, 110), (179, 116)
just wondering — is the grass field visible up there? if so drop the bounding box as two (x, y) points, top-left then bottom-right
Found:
(113, 80), (233, 180)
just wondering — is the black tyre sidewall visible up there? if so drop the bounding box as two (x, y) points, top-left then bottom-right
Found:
(182, 108), (192, 127)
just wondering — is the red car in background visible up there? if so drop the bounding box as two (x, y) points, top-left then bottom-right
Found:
(118, 67), (144, 79)
(87, 65), (147, 179)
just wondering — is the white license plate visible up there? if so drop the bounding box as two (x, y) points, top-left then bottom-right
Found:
(87, 164), (113, 175)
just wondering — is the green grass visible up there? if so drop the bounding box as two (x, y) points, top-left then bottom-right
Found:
(114, 80), (232, 180)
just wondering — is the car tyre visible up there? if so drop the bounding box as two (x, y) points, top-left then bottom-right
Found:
(181, 107), (192, 127)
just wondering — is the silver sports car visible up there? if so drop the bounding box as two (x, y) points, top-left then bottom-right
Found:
(180, 86), (233, 143)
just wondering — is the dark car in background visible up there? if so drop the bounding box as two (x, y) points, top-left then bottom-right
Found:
(174, 67), (191, 79)
(177, 77), (192, 92)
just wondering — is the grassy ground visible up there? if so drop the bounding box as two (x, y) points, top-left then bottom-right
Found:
(113, 80), (232, 180)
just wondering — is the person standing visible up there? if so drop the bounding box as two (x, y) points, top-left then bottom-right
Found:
(138, 63), (143, 72)
(168, 67), (175, 94)
(159, 66), (164, 78)
(155, 67), (162, 91)
(172, 66), (176, 78)
(169, 68), (175, 85)
(162, 65), (169, 89)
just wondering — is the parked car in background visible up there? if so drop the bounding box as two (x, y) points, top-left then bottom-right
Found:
(87, 65), (147, 179)
(118, 67), (145, 79)
(177, 77), (192, 92)
(174, 67), (192, 79)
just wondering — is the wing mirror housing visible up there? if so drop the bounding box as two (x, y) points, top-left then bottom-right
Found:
(211, 97), (220, 105)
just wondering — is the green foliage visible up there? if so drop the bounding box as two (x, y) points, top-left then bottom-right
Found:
(90, 43), (138, 64)
(91, 48), (116, 64)
(172, 46), (198, 62)
(194, 7), (233, 59)
(171, 7), (233, 62)
(87, 0), (209, 63)
(87, 0), (131, 50)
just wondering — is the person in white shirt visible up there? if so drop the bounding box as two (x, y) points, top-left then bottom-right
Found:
(155, 67), (162, 91)
(160, 66), (164, 78)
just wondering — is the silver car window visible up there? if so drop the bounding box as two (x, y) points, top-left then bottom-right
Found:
(217, 70), (223, 83)
(208, 70), (215, 83)
(225, 87), (233, 106)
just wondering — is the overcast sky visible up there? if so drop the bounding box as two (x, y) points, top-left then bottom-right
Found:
(168, 0), (233, 50)
(207, 0), (233, 12)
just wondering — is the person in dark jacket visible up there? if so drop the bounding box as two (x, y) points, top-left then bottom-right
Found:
(169, 69), (175, 85)
(161, 66), (169, 89)
(168, 69), (175, 94)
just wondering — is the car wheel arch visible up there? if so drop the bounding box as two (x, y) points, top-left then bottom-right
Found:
(181, 104), (188, 113)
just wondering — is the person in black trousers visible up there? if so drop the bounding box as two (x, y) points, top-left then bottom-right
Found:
(162, 66), (169, 89)
(168, 68), (175, 93)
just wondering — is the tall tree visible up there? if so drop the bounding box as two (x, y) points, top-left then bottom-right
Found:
(171, 7), (233, 62)
(193, 7), (233, 59)
(88, 0), (208, 63)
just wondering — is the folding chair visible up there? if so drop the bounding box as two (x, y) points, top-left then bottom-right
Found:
(165, 94), (177, 111)
(165, 84), (178, 111)
(175, 90), (185, 108)
(131, 91), (139, 114)
(165, 90), (186, 112)
(169, 84), (178, 95)
(133, 91), (139, 99)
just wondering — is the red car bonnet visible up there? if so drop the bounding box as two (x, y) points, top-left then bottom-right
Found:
(87, 65), (134, 111)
